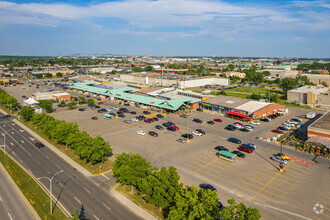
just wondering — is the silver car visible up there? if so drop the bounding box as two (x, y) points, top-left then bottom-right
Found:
(123, 119), (131, 124)
(271, 155), (288, 164)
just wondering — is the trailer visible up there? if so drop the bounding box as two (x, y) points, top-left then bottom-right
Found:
(307, 112), (316, 119)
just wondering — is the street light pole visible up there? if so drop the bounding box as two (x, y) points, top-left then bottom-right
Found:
(1, 129), (15, 157)
(38, 170), (64, 214)
(280, 141), (283, 154)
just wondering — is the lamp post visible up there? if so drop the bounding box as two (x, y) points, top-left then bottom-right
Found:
(280, 140), (283, 154)
(38, 170), (64, 214)
(1, 129), (15, 157)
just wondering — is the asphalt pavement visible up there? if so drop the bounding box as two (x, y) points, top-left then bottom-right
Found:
(0, 163), (40, 220)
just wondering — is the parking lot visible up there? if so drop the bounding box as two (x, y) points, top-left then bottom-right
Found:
(4, 83), (330, 220)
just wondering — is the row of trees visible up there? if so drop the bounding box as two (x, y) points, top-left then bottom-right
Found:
(297, 62), (330, 72)
(113, 153), (261, 219)
(19, 107), (112, 165)
(0, 88), (18, 109)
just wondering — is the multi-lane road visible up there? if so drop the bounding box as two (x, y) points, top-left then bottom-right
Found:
(0, 115), (141, 220)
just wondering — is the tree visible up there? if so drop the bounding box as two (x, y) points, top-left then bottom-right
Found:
(270, 93), (279, 102)
(279, 78), (297, 93)
(56, 72), (63, 77)
(60, 100), (66, 106)
(218, 198), (261, 220)
(321, 81), (328, 87)
(87, 99), (95, 106)
(19, 106), (35, 121)
(35, 73), (43, 78)
(168, 186), (219, 220)
(137, 166), (183, 208)
(227, 64), (235, 71)
(145, 65), (154, 72)
(70, 208), (80, 220)
(261, 71), (271, 76)
(78, 96), (86, 103)
(67, 101), (76, 110)
(230, 76), (240, 84)
(113, 153), (151, 189)
(110, 70), (117, 74)
(250, 93), (262, 100)
(274, 78), (281, 84)
(46, 73), (53, 78)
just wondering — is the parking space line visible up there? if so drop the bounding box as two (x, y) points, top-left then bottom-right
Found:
(193, 159), (219, 176)
(237, 185), (281, 204)
(292, 162), (312, 169)
(242, 181), (286, 199)
(274, 177), (297, 186)
(193, 158), (226, 170)
(236, 185), (257, 194)
(258, 168), (278, 175)
(246, 178), (289, 194)
(313, 217), (321, 220)
(282, 170), (304, 178)
(324, 207), (330, 211)
(270, 181), (294, 191)
(232, 189), (253, 200)
(199, 155), (232, 166)
(190, 161), (223, 173)
(287, 165), (309, 173)
(204, 153), (234, 165)
(251, 174), (271, 182)
(276, 174), (299, 183)
(185, 163), (216, 177)
(254, 171), (274, 178)
(322, 212), (330, 218)
(184, 163), (200, 170)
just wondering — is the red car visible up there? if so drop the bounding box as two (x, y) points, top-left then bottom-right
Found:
(234, 122), (243, 127)
(195, 129), (205, 135)
(144, 119), (152, 123)
(272, 129), (284, 134)
(238, 145), (253, 153)
(171, 125), (179, 130)
(213, 118), (222, 122)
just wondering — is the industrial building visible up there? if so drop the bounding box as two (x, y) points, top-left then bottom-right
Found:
(200, 95), (285, 119)
(307, 112), (330, 148)
(32, 91), (71, 101)
(287, 86), (329, 106)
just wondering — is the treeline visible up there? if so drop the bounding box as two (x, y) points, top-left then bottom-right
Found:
(0, 88), (18, 109)
(297, 62), (330, 72)
(113, 152), (261, 219)
(19, 107), (112, 165)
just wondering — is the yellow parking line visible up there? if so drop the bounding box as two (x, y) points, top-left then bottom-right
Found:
(325, 196), (330, 200)
(282, 167), (305, 175)
(313, 217), (321, 220)
(194, 158), (219, 173)
(324, 201), (330, 205)
(322, 212), (330, 218)
(237, 185), (281, 204)
(270, 181), (294, 191)
(246, 178), (289, 194)
(287, 166), (309, 173)
(236, 185), (258, 194)
(251, 160), (293, 201)
(190, 161), (222, 174)
(252, 174), (272, 182)
(289, 164), (310, 171)
(184, 164), (211, 179)
(324, 206), (330, 211)
(232, 189), (253, 200)
(258, 168), (278, 175)
(184, 163), (200, 170)
(254, 171), (275, 178)
(193, 158), (226, 170)
(242, 181), (286, 199)
(292, 162), (312, 168)
(282, 171), (304, 179)
(195, 169), (216, 177)
(202, 154), (234, 165)
(274, 178), (296, 186)
(277, 174), (299, 183)
(232, 189), (277, 209)
(200, 155), (232, 166)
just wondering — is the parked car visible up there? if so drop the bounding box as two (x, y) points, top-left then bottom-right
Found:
(292, 117), (302, 122)
(171, 125), (179, 130)
(242, 142), (256, 150)
(123, 119), (131, 124)
(192, 118), (202, 124)
(206, 121), (214, 125)
(132, 118), (139, 122)
(232, 150), (246, 158)
(192, 131), (202, 136)
(278, 126), (289, 131)
(144, 118), (153, 123)
(213, 118), (222, 122)
(238, 145), (253, 153)
(261, 117), (271, 122)
(155, 125), (164, 130)
(148, 131), (158, 137)
(244, 125), (254, 131)
(167, 126), (176, 132)
(78, 108), (86, 111)
(250, 121), (260, 125)
(215, 146), (228, 151)
(163, 122), (175, 127)
(234, 122), (243, 127)
(143, 111), (151, 115)
(35, 142), (45, 148)
(180, 114), (188, 118)
(118, 114), (125, 118)
(225, 125), (237, 131)
(239, 127), (250, 132)
(199, 183), (216, 192)
(272, 129), (284, 134)
(275, 153), (290, 160)
(137, 130), (145, 135)
(181, 133), (193, 139)
(152, 117), (159, 121)
(130, 111), (136, 115)
(271, 155), (289, 164)
(196, 108), (203, 112)
(227, 137), (241, 144)
(156, 114), (164, 118)
(91, 116), (98, 120)
(177, 138), (187, 143)
(195, 129), (205, 135)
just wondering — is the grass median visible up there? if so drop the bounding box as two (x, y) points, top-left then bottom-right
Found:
(0, 150), (67, 220)
(20, 120), (113, 174)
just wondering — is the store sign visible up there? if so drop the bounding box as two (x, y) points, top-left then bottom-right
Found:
(201, 102), (212, 107)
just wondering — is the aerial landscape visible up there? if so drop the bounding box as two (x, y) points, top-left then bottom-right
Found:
(0, 0), (329, 220)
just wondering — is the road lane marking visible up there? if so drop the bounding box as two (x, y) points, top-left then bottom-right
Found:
(28, 169), (32, 173)
(0, 196), (2, 202)
(11, 131), (14, 134)
(84, 187), (91, 194)
(45, 155), (50, 160)
(93, 215), (100, 220)
(102, 174), (110, 180)
(12, 152), (16, 155)
(251, 160), (293, 201)
(27, 152), (32, 157)
(74, 197), (81, 203)
(21, 140), (24, 143)
(103, 203), (111, 211)
(11, 123), (15, 126)
(10, 142), (13, 146)
(19, 159), (23, 164)
(55, 164), (61, 169)
(36, 161), (40, 165)
(19, 129), (24, 132)
(8, 213), (13, 220)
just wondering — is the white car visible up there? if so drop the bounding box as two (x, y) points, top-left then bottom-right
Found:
(244, 125), (254, 131)
(288, 120), (298, 124)
(106, 108), (112, 112)
(271, 155), (289, 164)
(137, 130), (145, 135)
(132, 118), (139, 122)
(250, 121), (260, 125)
(233, 124), (242, 129)
(283, 122), (295, 127)
(244, 142), (257, 149)
(192, 131), (202, 136)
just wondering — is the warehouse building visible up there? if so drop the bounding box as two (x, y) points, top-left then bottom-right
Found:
(32, 91), (71, 101)
(200, 95), (285, 119)
(287, 86), (329, 106)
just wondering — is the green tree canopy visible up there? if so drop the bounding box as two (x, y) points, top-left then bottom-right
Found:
(279, 78), (297, 93)
(218, 198), (262, 220)
(56, 72), (63, 77)
(87, 99), (95, 106)
(67, 101), (76, 110)
(145, 65), (154, 72)
(19, 106), (35, 121)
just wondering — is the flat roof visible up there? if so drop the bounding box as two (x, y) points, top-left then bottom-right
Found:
(289, 86), (329, 94)
(309, 111), (330, 131)
(202, 95), (249, 108)
(236, 101), (270, 113)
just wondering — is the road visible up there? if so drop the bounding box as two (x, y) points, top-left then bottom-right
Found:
(0, 163), (39, 220)
(0, 117), (141, 220)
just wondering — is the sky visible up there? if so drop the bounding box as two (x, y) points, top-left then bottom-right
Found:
(0, 0), (329, 57)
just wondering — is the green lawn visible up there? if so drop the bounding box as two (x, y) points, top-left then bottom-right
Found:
(227, 86), (283, 95)
(0, 151), (67, 220)
(225, 92), (251, 99)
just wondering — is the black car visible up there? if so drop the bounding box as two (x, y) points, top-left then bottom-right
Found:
(239, 127), (250, 132)
(225, 125), (237, 131)
(130, 111), (136, 115)
(180, 114), (188, 118)
(109, 113), (116, 116)
(193, 118), (202, 123)
(156, 114), (164, 118)
(181, 133), (193, 139)
(91, 116), (98, 120)
(120, 108), (129, 113)
(97, 109), (105, 113)
(94, 105), (101, 109)
(35, 142), (45, 148)
(167, 126), (176, 131)
(261, 118), (271, 122)
(148, 131), (158, 137)
(163, 121), (175, 127)
(206, 121), (214, 125)
(199, 183), (216, 192)
(152, 117), (159, 121)
(214, 146), (228, 151)
(232, 150), (246, 158)
(136, 115), (146, 120)
(143, 111), (151, 115)
(155, 125), (164, 130)
(278, 126), (289, 131)
(117, 111), (123, 115)
(22, 95), (26, 98)
(78, 108), (85, 111)
(118, 114), (125, 118)
(227, 137), (242, 144)
(196, 108), (203, 112)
